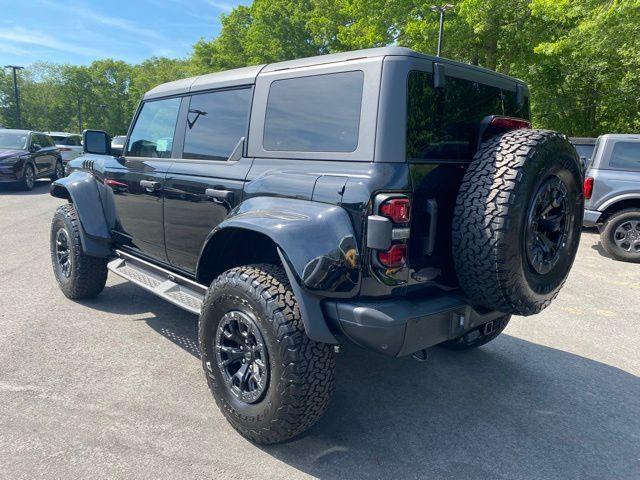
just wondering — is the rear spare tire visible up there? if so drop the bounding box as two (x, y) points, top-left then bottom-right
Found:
(452, 129), (583, 316)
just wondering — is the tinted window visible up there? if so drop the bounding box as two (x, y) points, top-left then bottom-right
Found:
(183, 88), (251, 161)
(126, 97), (181, 158)
(50, 135), (66, 143)
(264, 71), (363, 152)
(608, 141), (640, 171)
(406, 71), (528, 161)
(35, 134), (52, 148)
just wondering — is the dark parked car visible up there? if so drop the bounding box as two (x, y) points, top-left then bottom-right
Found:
(50, 47), (583, 444)
(0, 129), (64, 190)
(583, 134), (640, 262)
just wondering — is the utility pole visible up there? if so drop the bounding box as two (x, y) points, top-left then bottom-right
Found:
(77, 97), (83, 132)
(430, 4), (454, 57)
(4, 65), (24, 128)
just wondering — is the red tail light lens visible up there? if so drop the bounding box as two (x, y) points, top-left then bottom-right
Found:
(378, 244), (407, 268)
(379, 198), (411, 224)
(584, 177), (594, 199)
(58, 147), (72, 151)
(489, 117), (531, 130)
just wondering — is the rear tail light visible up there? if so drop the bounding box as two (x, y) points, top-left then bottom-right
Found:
(379, 197), (411, 224)
(489, 116), (531, 130)
(58, 147), (72, 152)
(367, 194), (412, 269)
(584, 177), (594, 199)
(378, 244), (407, 268)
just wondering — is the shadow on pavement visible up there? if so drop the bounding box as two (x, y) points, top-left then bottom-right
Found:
(85, 281), (640, 480)
(0, 180), (52, 195)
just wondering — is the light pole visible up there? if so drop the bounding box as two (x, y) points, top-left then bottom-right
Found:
(430, 4), (454, 57)
(4, 65), (24, 128)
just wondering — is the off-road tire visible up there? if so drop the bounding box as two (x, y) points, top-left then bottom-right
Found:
(440, 315), (511, 350)
(21, 163), (35, 191)
(600, 209), (640, 263)
(50, 204), (108, 299)
(199, 264), (335, 444)
(453, 129), (583, 316)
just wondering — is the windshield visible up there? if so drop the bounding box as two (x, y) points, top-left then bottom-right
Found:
(50, 135), (67, 143)
(0, 131), (28, 150)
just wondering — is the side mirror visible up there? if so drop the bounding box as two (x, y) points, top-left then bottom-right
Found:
(111, 145), (123, 157)
(30, 144), (41, 152)
(83, 129), (111, 155)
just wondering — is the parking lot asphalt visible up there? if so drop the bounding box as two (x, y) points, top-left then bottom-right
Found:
(1, 180), (638, 480)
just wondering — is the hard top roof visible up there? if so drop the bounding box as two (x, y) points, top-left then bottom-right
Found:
(143, 47), (526, 100)
(598, 134), (640, 141)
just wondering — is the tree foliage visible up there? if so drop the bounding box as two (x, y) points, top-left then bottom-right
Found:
(1, 0), (638, 136)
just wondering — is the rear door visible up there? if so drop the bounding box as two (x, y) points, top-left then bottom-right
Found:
(110, 96), (182, 261)
(163, 87), (253, 273)
(401, 62), (530, 283)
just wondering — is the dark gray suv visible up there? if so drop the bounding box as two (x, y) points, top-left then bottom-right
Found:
(584, 134), (640, 262)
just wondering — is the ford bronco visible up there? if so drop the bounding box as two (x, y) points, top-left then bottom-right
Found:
(49, 47), (583, 444)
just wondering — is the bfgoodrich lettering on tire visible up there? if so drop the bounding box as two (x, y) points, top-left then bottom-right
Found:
(199, 264), (335, 444)
(452, 129), (583, 316)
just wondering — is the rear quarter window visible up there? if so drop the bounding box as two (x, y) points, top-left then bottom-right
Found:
(406, 71), (528, 161)
(607, 141), (640, 172)
(263, 71), (364, 152)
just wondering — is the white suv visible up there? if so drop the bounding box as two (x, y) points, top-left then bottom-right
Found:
(47, 132), (83, 164)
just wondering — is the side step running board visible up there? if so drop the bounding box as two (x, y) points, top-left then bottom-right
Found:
(107, 250), (206, 315)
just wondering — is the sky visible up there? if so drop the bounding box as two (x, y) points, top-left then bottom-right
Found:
(0, 0), (250, 67)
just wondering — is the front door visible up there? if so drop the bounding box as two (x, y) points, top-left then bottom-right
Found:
(163, 87), (253, 273)
(110, 96), (182, 261)
(31, 133), (56, 175)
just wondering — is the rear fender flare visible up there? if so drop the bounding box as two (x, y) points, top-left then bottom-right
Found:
(198, 196), (361, 344)
(50, 171), (113, 257)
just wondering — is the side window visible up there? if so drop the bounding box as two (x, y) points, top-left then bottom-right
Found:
(37, 134), (50, 147)
(126, 97), (181, 158)
(608, 142), (640, 172)
(183, 88), (251, 161)
(263, 71), (364, 152)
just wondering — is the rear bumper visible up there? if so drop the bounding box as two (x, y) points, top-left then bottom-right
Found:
(583, 209), (602, 227)
(323, 291), (504, 357)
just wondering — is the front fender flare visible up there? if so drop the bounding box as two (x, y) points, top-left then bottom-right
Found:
(50, 171), (112, 257)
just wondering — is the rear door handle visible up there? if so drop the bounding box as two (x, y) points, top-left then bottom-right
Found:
(140, 180), (160, 192)
(205, 188), (234, 204)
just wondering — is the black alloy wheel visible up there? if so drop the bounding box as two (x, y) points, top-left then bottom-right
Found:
(54, 161), (65, 180)
(55, 228), (72, 278)
(214, 309), (269, 404)
(525, 175), (569, 275)
(23, 164), (35, 190)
